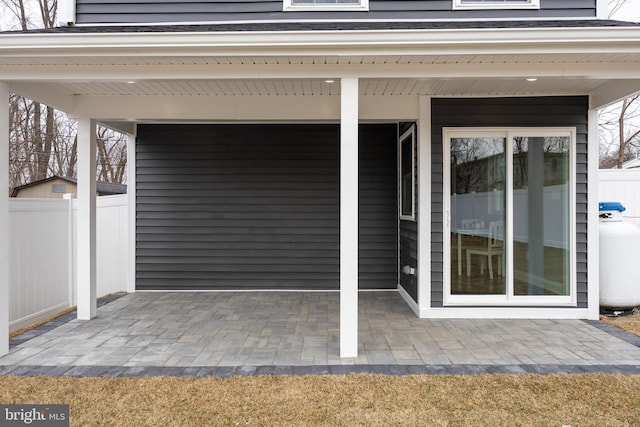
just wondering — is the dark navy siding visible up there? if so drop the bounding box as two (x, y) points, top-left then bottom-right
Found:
(75, 0), (597, 24)
(136, 123), (398, 291)
(431, 96), (589, 308)
(359, 124), (399, 290)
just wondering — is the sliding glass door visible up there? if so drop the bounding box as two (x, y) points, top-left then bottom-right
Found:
(512, 136), (571, 297)
(449, 136), (506, 295)
(444, 129), (575, 305)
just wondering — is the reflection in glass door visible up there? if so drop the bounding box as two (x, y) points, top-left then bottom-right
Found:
(512, 136), (570, 296)
(449, 137), (506, 295)
(445, 129), (574, 304)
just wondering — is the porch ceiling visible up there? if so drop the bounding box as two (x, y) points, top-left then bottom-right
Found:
(48, 77), (608, 98)
(2, 51), (640, 119)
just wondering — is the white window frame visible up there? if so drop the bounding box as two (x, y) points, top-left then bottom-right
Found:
(453, 0), (540, 10)
(442, 127), (576, 307)
(399, 126), (416, 222)
(283, 0), (369, 12)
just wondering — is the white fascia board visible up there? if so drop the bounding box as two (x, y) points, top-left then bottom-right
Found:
(590, 80), (640, 109)
(9, 82), (76, 112)
(2, 27), (640, 57)
(69, 94), (418, 121)
(4, 62), (640, 82)
(99, 121), (138, 135)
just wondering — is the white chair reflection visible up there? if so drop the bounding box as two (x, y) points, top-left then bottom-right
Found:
(465, 220), (504, 280)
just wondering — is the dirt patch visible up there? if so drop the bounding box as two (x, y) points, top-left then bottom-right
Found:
(602, 307), (640, 337)
(9, 294), (116, 339)
(1, 374), (639, 426)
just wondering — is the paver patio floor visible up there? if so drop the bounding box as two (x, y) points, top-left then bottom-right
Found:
(2, 291), (640, 374)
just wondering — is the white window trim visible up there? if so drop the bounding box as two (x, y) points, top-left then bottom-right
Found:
(399, 126), (416, 222)
(283, 0), (369, 12)
(442, 127), (576, 307)
(453, 0), (540, 10)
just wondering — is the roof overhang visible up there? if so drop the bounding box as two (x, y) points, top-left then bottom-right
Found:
(1, 24), (640, 125)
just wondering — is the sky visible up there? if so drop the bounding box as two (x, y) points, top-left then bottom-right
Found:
(614, 0), (640, 20)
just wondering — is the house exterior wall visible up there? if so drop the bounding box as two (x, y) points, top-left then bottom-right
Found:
(74, 0), (597, 24)
(430, 96), (589, 308)
(135, 123), (398, 291)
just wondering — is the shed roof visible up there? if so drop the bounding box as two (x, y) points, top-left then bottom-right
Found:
(10, 176), (127, 197)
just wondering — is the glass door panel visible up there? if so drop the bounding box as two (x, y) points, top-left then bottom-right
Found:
(450, 137), (506, 295)
(512, 136), (570, 296)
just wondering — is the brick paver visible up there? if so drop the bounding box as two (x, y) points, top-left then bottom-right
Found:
(1, 292), (640, 376)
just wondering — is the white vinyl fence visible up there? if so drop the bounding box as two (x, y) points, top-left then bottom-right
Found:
(7, 170), (640, 332)
(9, 194), (128, 331)
(599, 169), (640, 227)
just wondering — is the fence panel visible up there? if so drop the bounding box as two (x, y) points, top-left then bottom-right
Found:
(10, 194), (128, 331)
(96, 195), (129, 296)
(9, 199), (72, 331)
(599, 169), (640, 227)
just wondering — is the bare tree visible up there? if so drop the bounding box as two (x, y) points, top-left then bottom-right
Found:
(600, 94), (640, 168)
(609, 0), (627, 18)
(97, 127), (128, 184)
(3, 0), (128, 194)
(599, 1), (640, 168)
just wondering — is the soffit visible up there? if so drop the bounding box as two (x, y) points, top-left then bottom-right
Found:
(49, 78), (607, 98)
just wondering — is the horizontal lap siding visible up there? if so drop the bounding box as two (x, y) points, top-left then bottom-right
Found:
(136, 123), (398, 291)
(76, 0), (596, 24)
(431, 96), (589, 308)
(359, 124), (399, 290)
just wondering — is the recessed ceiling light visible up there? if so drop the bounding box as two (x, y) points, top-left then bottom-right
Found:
(526, 78), (538, 82)
(127, 81), (136, 84)
(324, 79), (335, 84)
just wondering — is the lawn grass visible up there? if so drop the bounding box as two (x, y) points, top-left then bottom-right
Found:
(4, 305), (640, 425)
(602, 308), (640, 336)
(1, 374), (639, 426)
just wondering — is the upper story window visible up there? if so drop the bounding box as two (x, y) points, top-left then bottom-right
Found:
(453, 0), (540, 9)
(283, 0), (369, 12)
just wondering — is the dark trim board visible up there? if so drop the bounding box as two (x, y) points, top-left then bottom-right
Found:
(136, 123), (398, 291)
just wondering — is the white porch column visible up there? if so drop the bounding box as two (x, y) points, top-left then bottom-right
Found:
(587, 107), (600, 320)
(340, 77), (359, 358)
(127, 131), (137, 294)
(0, 82), (9, 356)
(76, 118), (97, 320)
(417, 96), (432, 317)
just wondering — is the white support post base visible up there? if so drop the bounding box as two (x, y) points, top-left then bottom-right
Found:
(0, 82), (10, 356)
(340, 77), (359, 358)
(127, 131), (137, 294)
(76, 118), (97, 320)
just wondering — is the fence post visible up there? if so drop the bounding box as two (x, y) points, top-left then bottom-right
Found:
(64, 193), (75, 308)
(0, 82), (9, 356)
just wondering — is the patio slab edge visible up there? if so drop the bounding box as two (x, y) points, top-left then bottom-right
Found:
(2, 364), (640, 377)
(583, 319), (640, 348)
(9, 293), (127, 348)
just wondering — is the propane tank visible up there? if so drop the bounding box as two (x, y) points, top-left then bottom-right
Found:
(599, 202), (640, 310)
